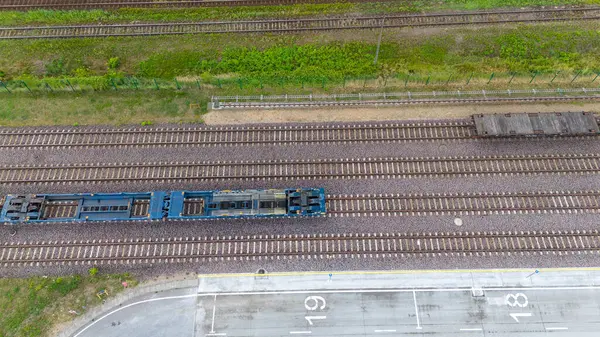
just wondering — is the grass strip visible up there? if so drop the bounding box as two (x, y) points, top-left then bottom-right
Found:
(0, 0), (599, 26)
(1, 23), (599, 126)
(0, 271), (137, 337)
(1, 24), (599, 81)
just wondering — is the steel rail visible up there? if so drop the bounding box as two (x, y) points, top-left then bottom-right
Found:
(9, 191), (600, 223)
(0, 0), (392, 10)
(214, 95), (600, 109)
(0, 121), (475, 149)
(1, 7), (599, 39)
(325, 191), (600, 216)
(2, 230), (598, 266)
(1, 154), (599, 185)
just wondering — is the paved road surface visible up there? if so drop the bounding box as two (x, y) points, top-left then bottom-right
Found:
(72, 269), (600, 337)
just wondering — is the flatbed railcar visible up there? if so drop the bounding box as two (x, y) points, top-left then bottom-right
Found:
(0, 188), (326, 224)
(472, 111), (599, 137)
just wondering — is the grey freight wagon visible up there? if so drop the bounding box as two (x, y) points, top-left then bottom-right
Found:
(473, 112), (599, 137)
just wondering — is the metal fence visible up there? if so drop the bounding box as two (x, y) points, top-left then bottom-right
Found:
(212, 87), (600, 104)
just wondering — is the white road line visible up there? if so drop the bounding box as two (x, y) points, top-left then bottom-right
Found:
(210, 294), (217, 333)
(200, 285), (600, 297)
(546, 327), (569, 330)
(206, 334), (227, 336)
(72, 294), (198, 337)
(374, 329), (397, 333)
(460, 328), (483, 331)
(290, 331), (312, 334)
(412, 290), (422, 330)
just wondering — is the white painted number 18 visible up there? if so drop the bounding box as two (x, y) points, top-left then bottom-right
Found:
(505, 293), (528, 308)
(305, 296), (327, 326)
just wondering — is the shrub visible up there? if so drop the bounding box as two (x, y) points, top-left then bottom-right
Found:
(141, 120), (153, 126)
(88, 267), (98, 277)
(45, 58), (67, 76)
(107, 57), (121, 70)
(49, 275), (81, 295)
(73, 67), (93, 77)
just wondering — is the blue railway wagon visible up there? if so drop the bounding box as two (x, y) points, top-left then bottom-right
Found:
(0, 188), (326, 224)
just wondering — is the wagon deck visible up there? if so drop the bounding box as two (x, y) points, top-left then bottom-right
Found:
(473, 112), (599, 137)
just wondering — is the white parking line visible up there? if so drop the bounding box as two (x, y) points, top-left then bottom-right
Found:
(374, 329), (397, 333)
(290, 331), (312, 334)
(412, 291), (422, 330)
(206, 334), (227, 336)
(546, 327), (568, 331)
(210, 295), (217, 333)
(460, 328), (483, 331)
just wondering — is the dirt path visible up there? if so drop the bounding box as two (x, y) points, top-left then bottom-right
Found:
(203, 102), (600, 124)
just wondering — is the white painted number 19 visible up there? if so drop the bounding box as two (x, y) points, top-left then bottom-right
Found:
(305, 296), (327, 311)
(305, 296), (327, 326)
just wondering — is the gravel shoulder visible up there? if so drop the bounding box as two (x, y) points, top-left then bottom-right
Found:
(203, 101), (600, 124)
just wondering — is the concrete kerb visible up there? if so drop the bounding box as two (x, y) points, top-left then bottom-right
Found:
(58, 278), (199, 337)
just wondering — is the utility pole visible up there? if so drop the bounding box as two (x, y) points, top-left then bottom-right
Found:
(373, 18), (385, 65)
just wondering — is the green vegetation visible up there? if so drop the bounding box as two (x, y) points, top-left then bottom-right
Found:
(0, 272), (137, 337)
(1, 23), (599, 81)
(1, 22), (599, 126)
(0, 0), (599, 26)
(0, 90), (208, 127)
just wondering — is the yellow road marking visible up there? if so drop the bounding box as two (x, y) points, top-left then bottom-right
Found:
(198, 267), (600, 278)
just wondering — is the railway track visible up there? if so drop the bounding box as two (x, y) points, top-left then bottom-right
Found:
(327, 191), (600, 216)
(2, 230), (598, 266)
(1, 8), (599, 39)
(0, 122), (474, 149)
(1, 154), (599, 185)
(214, 95), (600, 109)
(0, 0), (390, 10)
(6, 191), (599, 220)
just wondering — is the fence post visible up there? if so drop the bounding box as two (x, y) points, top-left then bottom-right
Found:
(20, 81), (32, 93)
(529, 71), (538, 84)
(65, 79), (75, 91)
(175, 78), (182, 90)
(466, 72), (473, 85)
(508, 72), (516, 84)
(154, 79), (160, 90)
(0, 81), (10, 93)
(445, 73), (453, 85)
(550, 71), (560, 83)
(44, 82), (53, 92)
(487, 72), (495, 84)
(404, 74), (410, 87)
(571, 70), (582, 83)
(591, 72), (600, 83)
(196, 79), (201, 89)
(110, 78), (118, 91)
(425, 75), (430, 85)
